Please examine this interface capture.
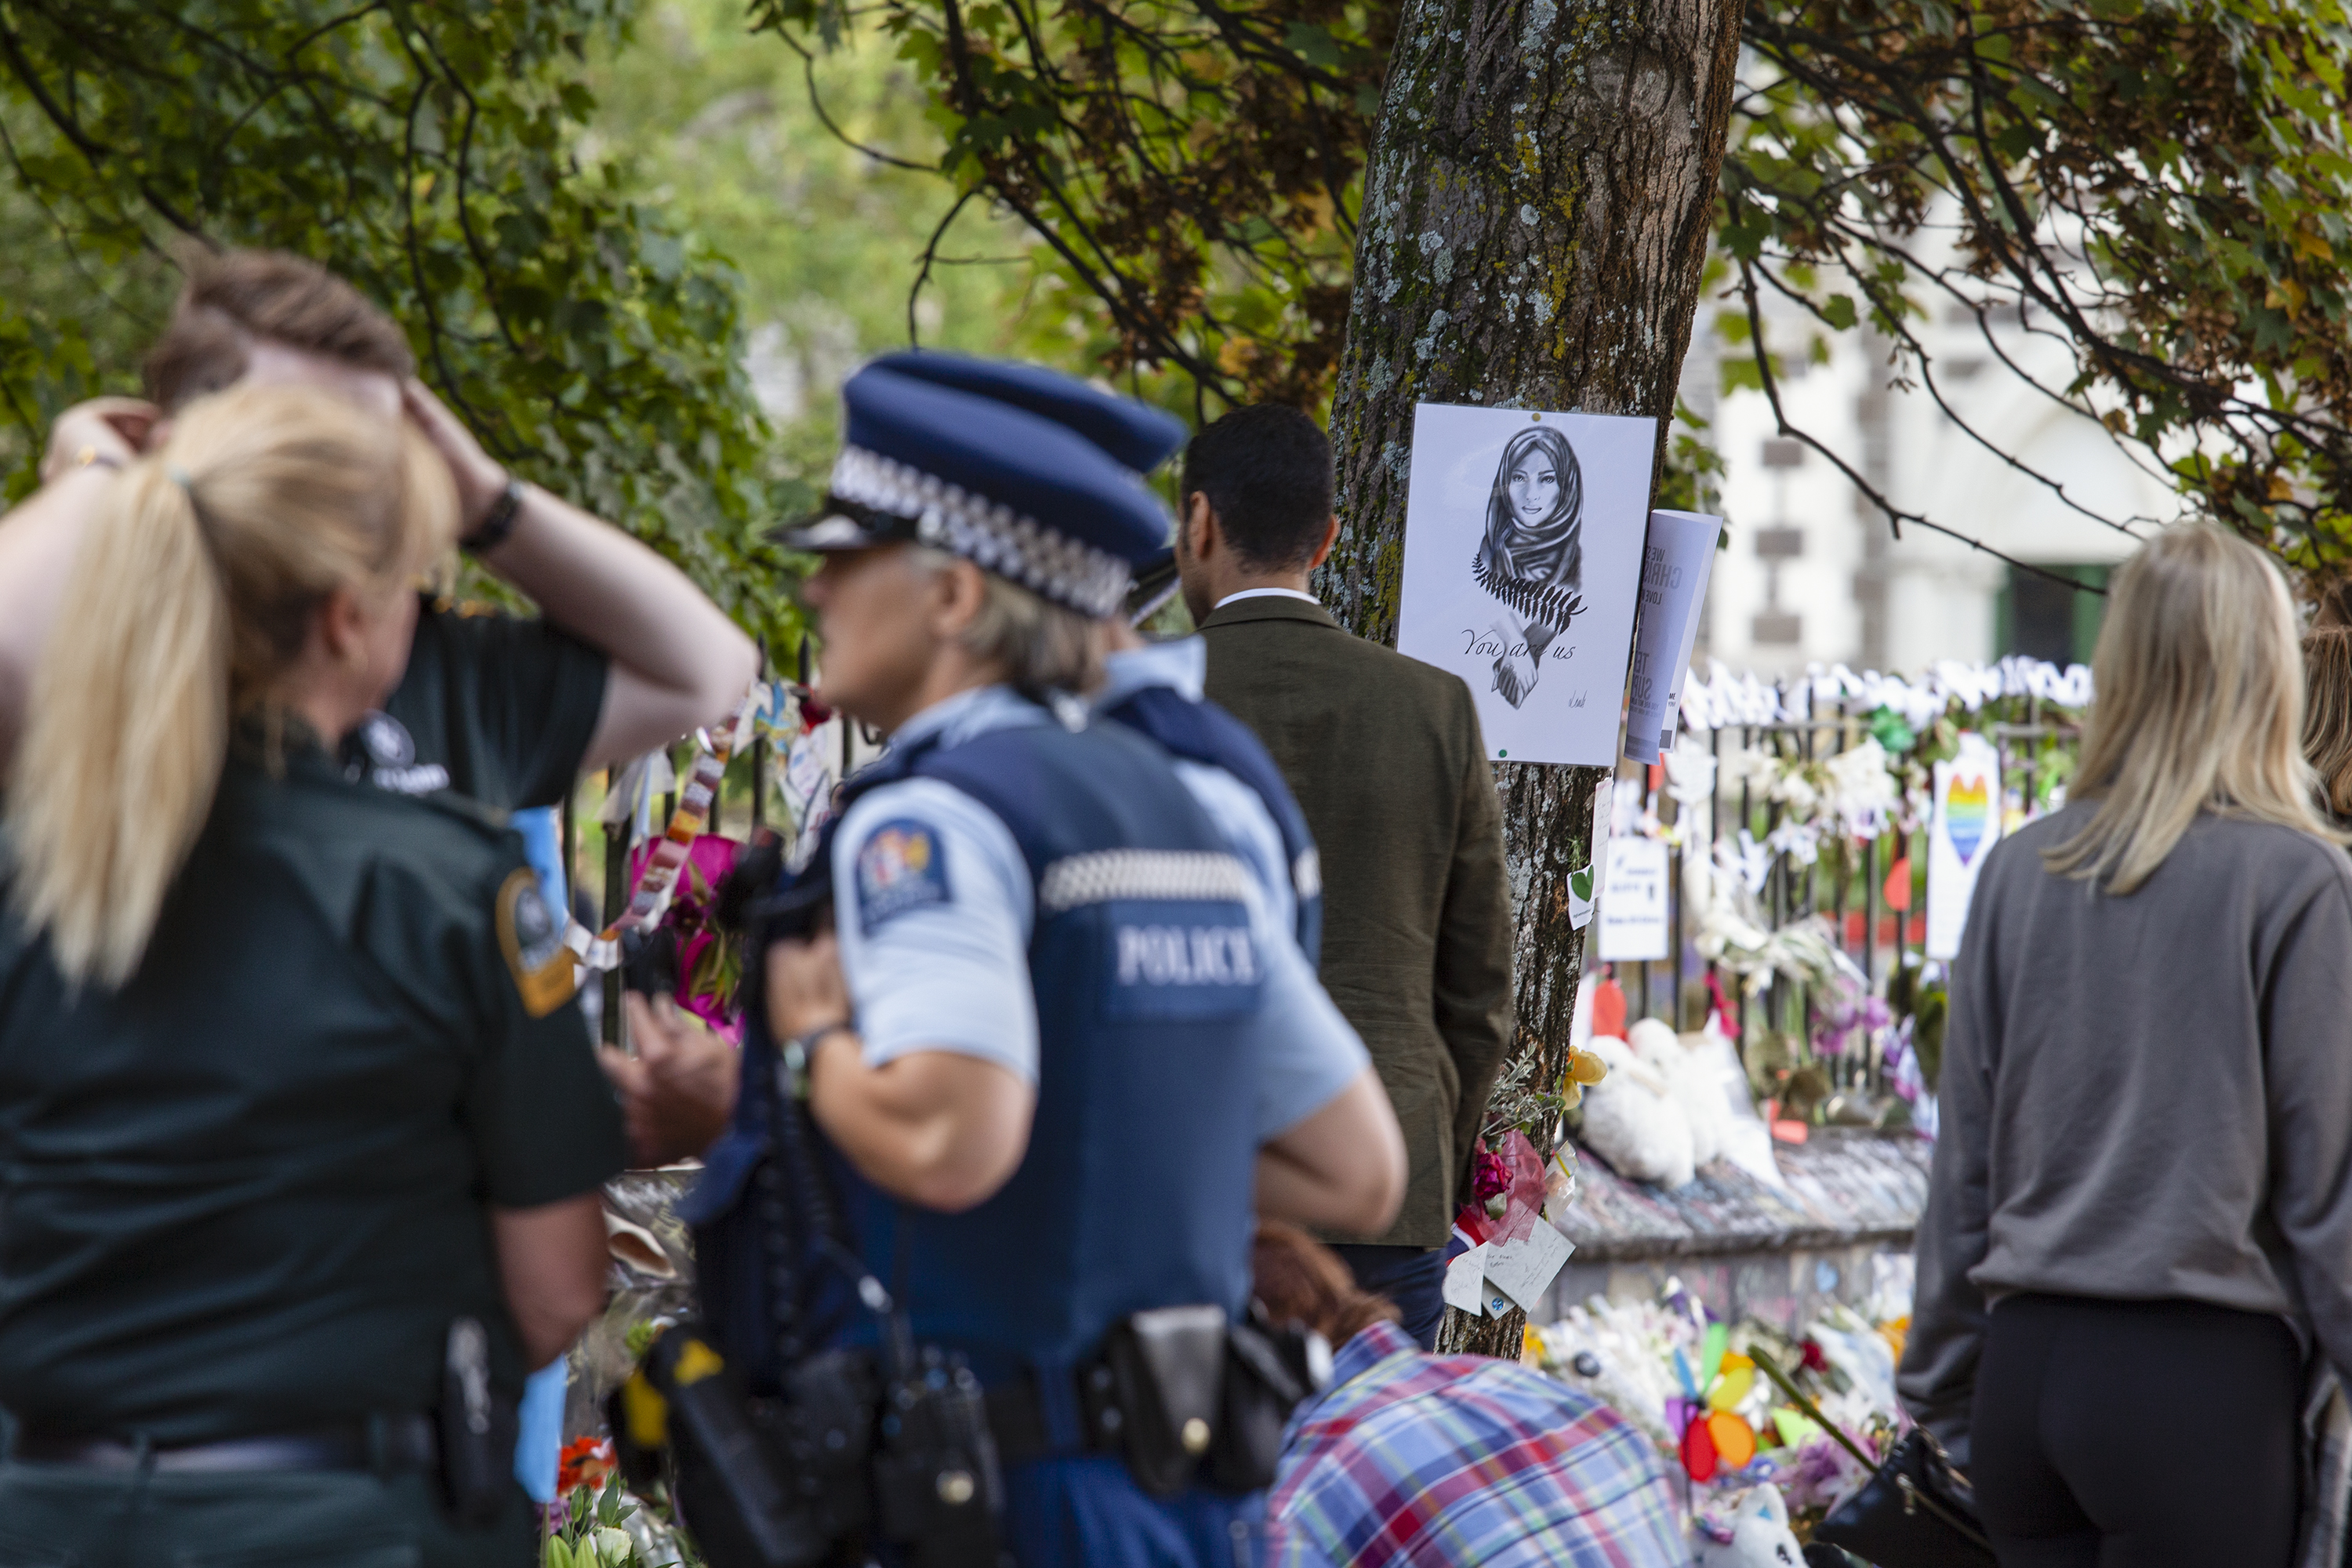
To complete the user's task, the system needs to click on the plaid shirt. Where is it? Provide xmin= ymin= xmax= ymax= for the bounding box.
xmin=1265 ymin=1321 xmax=1687 ymax=1568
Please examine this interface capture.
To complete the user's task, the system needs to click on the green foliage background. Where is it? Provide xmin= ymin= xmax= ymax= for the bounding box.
xmin=746 ymin=0 xmax=2352 ymax=580
xmin=576 ymin=0 xmax=1060 ymax=480
xmin=0 ymin=2 xmax=793 ymax=638
xmin=8 ymin=0 xmax=2352 ymax=613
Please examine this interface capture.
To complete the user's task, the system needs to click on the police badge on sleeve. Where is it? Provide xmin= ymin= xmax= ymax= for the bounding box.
xmin=496 ymin=868 xmax=578 ymax=1018
xmin=855 ymin=819 xmax=953 ymax=934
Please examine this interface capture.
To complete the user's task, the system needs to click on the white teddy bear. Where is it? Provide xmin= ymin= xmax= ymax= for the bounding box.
xmin=1576 ymin=1033 xmax=1696 ymax=1190
xmin=1697 ymin=1485 xmax=1803 ymax=1568
xmin=1629 ymin=1016 xmax=1733 ymax=1170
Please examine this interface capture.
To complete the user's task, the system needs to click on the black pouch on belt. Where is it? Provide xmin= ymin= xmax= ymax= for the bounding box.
xmin=872 ymin=1345 xmax=1006 ymax=1568
xmin=1207 ymin=1308 xmax=1319 ymax=1493
xmin=639 ymin=1321 xmax=868 ymax=1568
xmin=437 ymin=1317 xmax=520 ymax=1528
xmin=1096 ymin=1305 xmax=1229 ymax=1498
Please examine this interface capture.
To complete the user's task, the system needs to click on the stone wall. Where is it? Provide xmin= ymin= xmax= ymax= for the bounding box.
xmin=1542 ymin=1127 xmax=1930 ymax=1329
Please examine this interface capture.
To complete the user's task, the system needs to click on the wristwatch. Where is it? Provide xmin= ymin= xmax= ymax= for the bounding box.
xmin=459 ymin=477 xmax=525 ymax=554
xmin=782 ymin=1021 xmax=855 ymax=1099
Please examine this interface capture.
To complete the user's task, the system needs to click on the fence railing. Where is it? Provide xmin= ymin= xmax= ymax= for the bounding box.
xmin=1604 ymin=670 xmax=2085 ymax=1111
xmin=559 ymin=656 xmax=2090 ymax=1110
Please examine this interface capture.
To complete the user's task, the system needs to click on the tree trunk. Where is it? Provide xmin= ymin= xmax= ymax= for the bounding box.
xmin=1316 ymin=0 xmax=1741 ymax=1357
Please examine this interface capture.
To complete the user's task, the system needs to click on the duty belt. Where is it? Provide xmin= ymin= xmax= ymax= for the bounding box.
xmin=982 ymin=1362 xmax=1127 ymax=1468
xmin=13 ymin=1415 xmax=438 ymax=1475
xmin=979 ymin=1304 xmax=1303 ymax=1498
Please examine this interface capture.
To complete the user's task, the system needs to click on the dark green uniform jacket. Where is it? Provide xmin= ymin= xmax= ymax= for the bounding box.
xmin=354 ymin=598 xmax=611 ymax=811
xmin=1200 ymin=594 xmax=1515 ymax=1249
xmin=0 ymin=739 xmax=624 ymax=1446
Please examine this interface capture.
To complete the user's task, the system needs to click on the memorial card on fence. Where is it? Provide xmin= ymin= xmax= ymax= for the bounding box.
xmin=1598 ymin=836 xmax=1671 ymax=963
xmin=1395 ymin=403 xmax=1657 ymax=766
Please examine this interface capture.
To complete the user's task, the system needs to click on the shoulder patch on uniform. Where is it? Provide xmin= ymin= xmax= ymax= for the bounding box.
xmin=495 ymin=867 xmax=577 ymax=1018
xmin=854 ymin=818 xmax=952 ymax=935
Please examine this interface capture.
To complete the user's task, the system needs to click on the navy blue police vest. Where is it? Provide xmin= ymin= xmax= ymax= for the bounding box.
xmin=1099 ymin=685 xmax=1322 ymax=967
xmin=684 ymin=712 xmax=1265 ymax=1401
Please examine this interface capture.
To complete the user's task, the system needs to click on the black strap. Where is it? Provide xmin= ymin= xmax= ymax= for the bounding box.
xmin=1751 ymin=1348 xmax=1994 ymax=1553
xmin=745 ymin=722 xmax=956 ymax=1374
xmin=13 ymin=1417 xmax=437 ymax=1475
xmin=983 ymin=1370 xmax=1117 ymax=1468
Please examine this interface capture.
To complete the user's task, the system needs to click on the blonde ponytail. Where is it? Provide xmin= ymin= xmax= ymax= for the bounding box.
xmin=5 ymin=384 xmax=456 ymax=985
xmin=9 ymin=464 xmax=230 ymax=985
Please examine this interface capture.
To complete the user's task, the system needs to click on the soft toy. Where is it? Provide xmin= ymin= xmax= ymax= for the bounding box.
xmin=1577 ymin=1033 xmax=1696 ymax=1190
xmin=1629 ymin=1016 xmax=1731 ymax=1169
xmin=1696 ymin=1484 xmax=1802 ymax=1568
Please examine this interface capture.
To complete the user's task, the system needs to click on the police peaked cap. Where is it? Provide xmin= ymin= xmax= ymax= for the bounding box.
xmin=774 ymin=352 xmax=1189 ymax=619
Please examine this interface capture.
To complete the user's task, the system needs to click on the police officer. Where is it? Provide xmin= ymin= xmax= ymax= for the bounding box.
xmin=1094 ymin=589 xmax=1322 ymax=962
xmin=803 ymin=351 xmax=1325 ymax=971
xmin=844 ymin=352 xmax=1324 ymax=961
xmin=0 ymin=386 xmax=622 ymax=1566
xmin=648 ymin=356 xmax=1405 ymax=1567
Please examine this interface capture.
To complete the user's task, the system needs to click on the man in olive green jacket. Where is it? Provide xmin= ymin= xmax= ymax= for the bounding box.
xmin=1177 ymin=405 xmax=1514 ymax=1348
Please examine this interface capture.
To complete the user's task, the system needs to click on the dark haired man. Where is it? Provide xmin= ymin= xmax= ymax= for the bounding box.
xmin=0 ymin=248 xmax=757 ymax=800
xmin=1178 ymin=404 xmax=1514 ymax=1351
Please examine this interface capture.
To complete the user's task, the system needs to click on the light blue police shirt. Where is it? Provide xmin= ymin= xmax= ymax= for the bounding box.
xmin=1094 ymin=637 xmax=1299 ymax=944
xmin=829 ymin=684 xmax=1366 ymax=1140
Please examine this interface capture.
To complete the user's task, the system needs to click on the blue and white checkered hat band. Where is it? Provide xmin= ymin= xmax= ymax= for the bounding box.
xmin=830 ymin=445 xmax=1133 ymax=618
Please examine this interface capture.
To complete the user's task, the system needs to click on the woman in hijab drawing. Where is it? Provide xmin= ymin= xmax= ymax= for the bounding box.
xmin=1472 ymin=424 xmax=1584 ymax=707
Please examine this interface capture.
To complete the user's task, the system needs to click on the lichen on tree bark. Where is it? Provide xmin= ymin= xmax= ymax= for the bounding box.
xmin=1316 ymin=0 xmax=1740 ymax=1357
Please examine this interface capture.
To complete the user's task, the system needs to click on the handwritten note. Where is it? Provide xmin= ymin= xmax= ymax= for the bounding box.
xmin=1598 ymin=836 xmax=1671 ymax=962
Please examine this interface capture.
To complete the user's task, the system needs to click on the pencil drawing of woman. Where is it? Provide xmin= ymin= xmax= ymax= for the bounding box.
xmin=1472 ymin=423 xmax=1584 ymax=707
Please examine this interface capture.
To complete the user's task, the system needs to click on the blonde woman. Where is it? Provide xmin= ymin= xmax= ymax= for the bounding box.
xmin=1900 ymin=526 xmax=2352 ymax=1566
xmin=0 ymin=386 xmax=620 ymax=1565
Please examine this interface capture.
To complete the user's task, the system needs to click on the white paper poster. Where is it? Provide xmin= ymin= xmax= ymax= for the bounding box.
xmin=1597 ymin=836 xmax=1670 ymax=962
xmin=1395 ymin=403 xmax=1658 ymax=766
xmin=1625 ymin=510 xmax=1722 ymax=762
xmin=1926 ymin=731 xmax=2002 ymax=960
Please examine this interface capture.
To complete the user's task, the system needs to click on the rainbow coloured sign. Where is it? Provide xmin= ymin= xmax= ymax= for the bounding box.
xmin=1927 ymin=733 xmax=2003 ymax=960
xmin=1945 ymin=775 xmax=1991 ymax=865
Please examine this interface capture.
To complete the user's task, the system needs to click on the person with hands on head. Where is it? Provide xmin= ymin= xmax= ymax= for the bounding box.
xmin=0 ymin=385 xmax=625 ymax=1566
xmin=630 ymin=353 xmax=1402 ymax=1568
xmin=0 ymin=247 xmax=757 ymax=799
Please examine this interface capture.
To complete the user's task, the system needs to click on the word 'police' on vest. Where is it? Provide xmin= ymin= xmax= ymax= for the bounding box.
xmin=1115 ymin=922 xmax=1258 ymax=987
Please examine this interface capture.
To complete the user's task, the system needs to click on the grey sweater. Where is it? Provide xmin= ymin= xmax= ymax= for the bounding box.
xmin=1899 ymin=804 xmax=2352 ymax=1462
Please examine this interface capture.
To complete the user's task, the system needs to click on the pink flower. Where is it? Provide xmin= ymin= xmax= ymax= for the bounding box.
xmin=1470 ymin=1145 xmax=1511 ymax=1202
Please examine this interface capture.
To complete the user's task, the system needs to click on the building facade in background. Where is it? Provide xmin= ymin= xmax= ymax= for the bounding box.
xmin=1682 ymin=274 xmax=2180 ymax=679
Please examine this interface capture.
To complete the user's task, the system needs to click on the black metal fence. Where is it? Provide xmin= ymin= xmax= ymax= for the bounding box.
xmin=1606 ymin=677 xmax=2082 ymax=1101
xmin=558 ymin=663 xmax=2085 ymax=1097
